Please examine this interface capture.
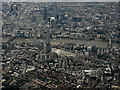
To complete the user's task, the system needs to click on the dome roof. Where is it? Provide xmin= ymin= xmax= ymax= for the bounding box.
xmin=49 ymin=52 xmax=58 ymax=59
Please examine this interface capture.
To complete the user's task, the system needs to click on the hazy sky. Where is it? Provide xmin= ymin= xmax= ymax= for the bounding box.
xmin=0 ymin=0 xmax=119 ymax=2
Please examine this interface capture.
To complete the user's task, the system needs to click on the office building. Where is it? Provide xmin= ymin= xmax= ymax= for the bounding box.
xmin=44 ymin=8 xmax=47 ymax=21
xmin=50 ymin=17 xmax=56 ymax=30
xmin=44 ymin=25 xmax=51 ymax=54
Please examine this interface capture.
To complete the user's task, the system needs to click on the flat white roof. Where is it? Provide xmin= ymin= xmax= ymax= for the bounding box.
xmin=52 ymin=48 xmax=76 ymax=57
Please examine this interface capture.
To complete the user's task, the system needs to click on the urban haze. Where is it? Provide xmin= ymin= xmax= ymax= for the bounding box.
xmin=1 ymin=2 xmax=120 ymax=89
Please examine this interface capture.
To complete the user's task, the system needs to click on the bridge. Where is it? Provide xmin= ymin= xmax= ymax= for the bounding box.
xmin=6 ymin=36 xmax=16 ymax=44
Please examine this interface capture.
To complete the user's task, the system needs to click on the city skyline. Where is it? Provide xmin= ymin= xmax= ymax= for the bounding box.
xmin=1 ymin=2 xmax=120 ymax=89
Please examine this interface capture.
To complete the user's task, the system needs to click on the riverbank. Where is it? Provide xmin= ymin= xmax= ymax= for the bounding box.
xmin=2 ymin=36 xmax=119 ymax=48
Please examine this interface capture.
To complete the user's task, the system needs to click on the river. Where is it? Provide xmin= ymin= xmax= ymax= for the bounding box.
xmin=2 ymin=36 xmax=119 ymax=48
